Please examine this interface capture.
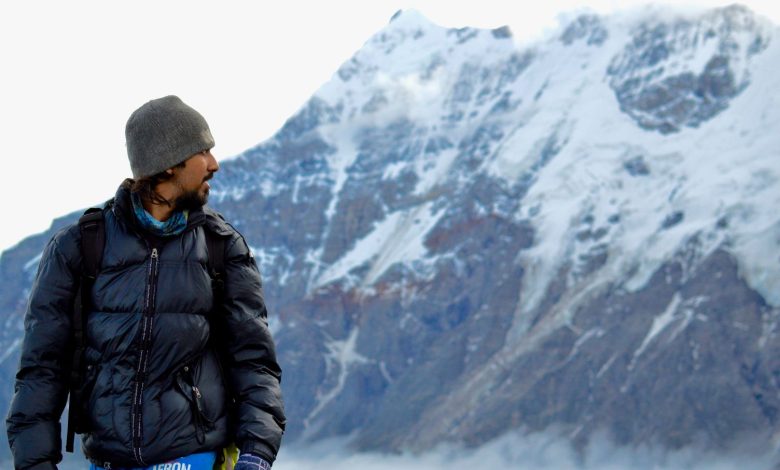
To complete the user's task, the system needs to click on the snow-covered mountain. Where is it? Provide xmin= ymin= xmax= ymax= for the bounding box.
xmin=1 ymin=4 xmax=779 ymax=464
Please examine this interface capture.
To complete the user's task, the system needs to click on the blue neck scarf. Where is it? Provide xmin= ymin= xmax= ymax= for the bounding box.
xmin=131 ymin=192 xmax=189 ymax=237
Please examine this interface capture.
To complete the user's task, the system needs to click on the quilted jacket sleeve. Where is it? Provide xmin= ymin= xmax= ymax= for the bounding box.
xmin=220 ymin=231 xmax=285 ymax=463
xmin=6 ymin=226 xmax=80 ymax=470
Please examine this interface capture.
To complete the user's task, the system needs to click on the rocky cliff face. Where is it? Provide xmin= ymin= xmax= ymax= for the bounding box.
xmin=1 ymin=4 xmax=779 ymax=463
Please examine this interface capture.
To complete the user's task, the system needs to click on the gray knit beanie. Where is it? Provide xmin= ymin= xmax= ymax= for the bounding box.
xmin=125 ymin=95 xmax=215 ymax=179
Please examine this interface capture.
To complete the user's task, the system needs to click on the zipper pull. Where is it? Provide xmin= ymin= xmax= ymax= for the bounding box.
xmin=151 ymin=248 xmax=159 ymax=259
xmin=192 ymin=385 xmax=205 ymax=415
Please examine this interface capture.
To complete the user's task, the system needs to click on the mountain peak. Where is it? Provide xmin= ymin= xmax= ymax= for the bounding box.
xmin=559 ymin=13 xmax=608 ymax=46
xmin=387 ymin=8 xmax=434 ymax=29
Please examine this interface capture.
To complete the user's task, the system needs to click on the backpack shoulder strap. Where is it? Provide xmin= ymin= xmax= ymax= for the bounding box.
xmin=202 ymin=219 xmax=237 ymax=420
xmin=205 ymin=227 xmax=227 ymax=303
xmin=80 ymin=207 xmax=106 ymax=278
xmin=203 ymin=208 xmax=231 ymax=301
xmin=66 ymin=207 xmax=105 ymax=453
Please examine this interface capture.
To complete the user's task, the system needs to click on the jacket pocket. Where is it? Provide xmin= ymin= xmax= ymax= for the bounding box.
xmin=174 ymin=364 xmax=215 ymax=444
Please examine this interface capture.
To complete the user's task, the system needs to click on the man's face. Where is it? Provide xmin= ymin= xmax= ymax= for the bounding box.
xmin=169 ymin=149 xmax=219 ymax=211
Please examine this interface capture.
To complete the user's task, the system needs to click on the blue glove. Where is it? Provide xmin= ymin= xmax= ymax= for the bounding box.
xmin=234 ymin=453 xmax=271 ymax=470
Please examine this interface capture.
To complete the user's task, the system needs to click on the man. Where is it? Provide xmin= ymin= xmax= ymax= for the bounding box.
xmin=6 ymin=96 xmax=285 ymax=470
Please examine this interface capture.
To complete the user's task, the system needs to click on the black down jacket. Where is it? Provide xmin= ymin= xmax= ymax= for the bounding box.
xmin=6 ymin=182 xmax=285 ymax=469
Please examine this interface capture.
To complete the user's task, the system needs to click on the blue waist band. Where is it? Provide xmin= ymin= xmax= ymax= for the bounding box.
xmin=89 ymin=451 xmax=217 ymax=470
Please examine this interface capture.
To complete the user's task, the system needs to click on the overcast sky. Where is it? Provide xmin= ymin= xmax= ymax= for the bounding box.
xmin=0 ymin=0 xmax=777 ymax=253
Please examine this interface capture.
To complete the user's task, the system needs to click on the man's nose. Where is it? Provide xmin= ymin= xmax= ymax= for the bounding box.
xmin=208 ymin=152 xmax=219 ymax=172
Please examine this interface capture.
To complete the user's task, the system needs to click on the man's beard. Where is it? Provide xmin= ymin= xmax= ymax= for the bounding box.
xmin=173 ymin=187 xmax=208 ymax=212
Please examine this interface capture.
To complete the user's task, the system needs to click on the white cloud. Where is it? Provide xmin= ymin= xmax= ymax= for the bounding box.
xmin=273 ymin=430 xmax=778 ymax=470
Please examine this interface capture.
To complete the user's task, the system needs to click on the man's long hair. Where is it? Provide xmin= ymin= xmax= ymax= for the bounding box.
xmin=129 ymin=161 xmax=186 ymax=207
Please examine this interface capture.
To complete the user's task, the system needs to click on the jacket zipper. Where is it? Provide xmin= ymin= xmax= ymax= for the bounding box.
xmin=131 ymin=247 xmax=160 ymax=465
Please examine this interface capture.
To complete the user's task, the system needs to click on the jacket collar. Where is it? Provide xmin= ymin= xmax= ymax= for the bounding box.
xmin=112 ymin=179 xmax=207 ymax=234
